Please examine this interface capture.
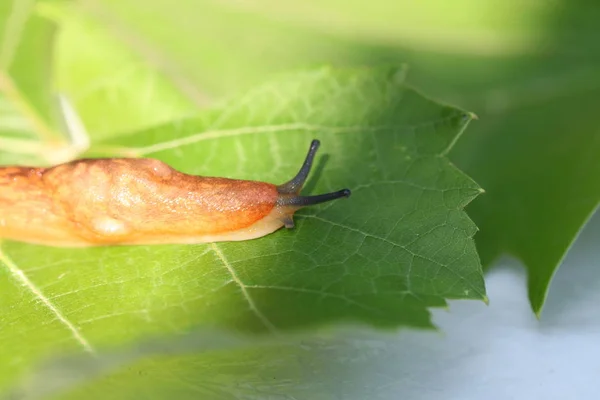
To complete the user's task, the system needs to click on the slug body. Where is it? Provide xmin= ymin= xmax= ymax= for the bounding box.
xmin=0 ymin=140 xmax=350 ymax=247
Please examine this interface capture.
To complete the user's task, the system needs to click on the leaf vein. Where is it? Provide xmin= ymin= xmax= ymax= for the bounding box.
xmin=302 ymin=214 xmax=483 ymax=297
xmin=210 ymin=243 xmax=277 ymax=332
xmin=0 ymin=245 xmax=95 ymax=354
xmin=130 ymin=112 xmax=461 ymax=156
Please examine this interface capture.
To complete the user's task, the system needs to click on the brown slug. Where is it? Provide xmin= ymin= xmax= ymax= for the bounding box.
xmin=0 ymin=140 xmax=350 ymax=247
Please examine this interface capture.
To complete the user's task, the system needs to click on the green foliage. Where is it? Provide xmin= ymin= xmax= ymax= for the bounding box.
xmin=1 ymin=0 xmax=599 ymax=397
xmin=0 ymin=2 xmax=486 ymax=395
xmin=50 ymin=0 xmax=599 ymax=315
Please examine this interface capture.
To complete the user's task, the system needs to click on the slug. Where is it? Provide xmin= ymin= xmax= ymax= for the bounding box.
xmin=0 ymin=140 xmax=350 ymax=247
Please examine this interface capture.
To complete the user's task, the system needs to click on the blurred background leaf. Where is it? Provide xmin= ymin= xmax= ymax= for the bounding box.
xmin=0 ymin=0 xmax=65 ymax=165
xmin=15 ymin=332 xmax=415 ymax=400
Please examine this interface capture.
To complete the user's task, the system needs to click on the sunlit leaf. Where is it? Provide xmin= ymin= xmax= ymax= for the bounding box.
xmin=0 ymin=66 xmax=485 ymax=395
xmin=62 ymin=0 xmax=600 ymax=315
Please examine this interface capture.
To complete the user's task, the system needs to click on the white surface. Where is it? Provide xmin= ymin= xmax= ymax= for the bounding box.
xmin=321 ymin=211 xmax=600 ymax=400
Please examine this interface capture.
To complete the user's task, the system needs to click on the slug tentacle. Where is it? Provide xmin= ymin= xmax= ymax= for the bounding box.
xmin=277 ymin=139 xmax=320 ymax=194
xmin=277 ymin=189 xmax=351 ymax=207
xmin=274 ymin=139 xmax=351 ymax=230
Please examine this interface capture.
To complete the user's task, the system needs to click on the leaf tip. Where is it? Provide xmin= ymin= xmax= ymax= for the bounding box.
xmin=466 ymin=111 xmax=479 ymax=121
xmin=534 ymin=302 xmax=545 ymax=319
xmin=482 ymin=295 xmax=490 ymax=306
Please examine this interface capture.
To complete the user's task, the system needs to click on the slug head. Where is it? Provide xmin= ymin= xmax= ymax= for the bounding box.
xmin=275 ymin=139 xmax=351 ymax=228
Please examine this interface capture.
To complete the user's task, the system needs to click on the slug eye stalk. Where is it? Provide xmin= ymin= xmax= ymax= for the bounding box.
xmin=277 ymin=139 xmax=321 ymax=194
xmin=276 ymin=139 xmax=351 ymax=226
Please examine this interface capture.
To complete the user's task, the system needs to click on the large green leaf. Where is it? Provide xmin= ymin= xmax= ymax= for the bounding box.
xmin=57 ymin=0 xmax=600 ymax=315
xmin=0 ymin=66 xmax=485 ymax=395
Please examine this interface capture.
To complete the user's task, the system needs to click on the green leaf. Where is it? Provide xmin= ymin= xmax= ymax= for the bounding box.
xmin=0 ymin=66 xmax=486 ymax=394
xmin=414 ymin=0 xmax=600 ymax=314
xmin=64 ymin=0 xmax=600 ymax=315
xmin=451 ymin=84 xmax=600 ymax=315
